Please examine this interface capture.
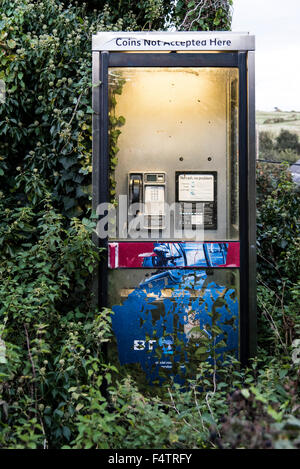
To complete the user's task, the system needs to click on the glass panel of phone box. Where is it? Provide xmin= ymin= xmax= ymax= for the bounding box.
xmin=107 ymin=67 xmax=240 ymax=385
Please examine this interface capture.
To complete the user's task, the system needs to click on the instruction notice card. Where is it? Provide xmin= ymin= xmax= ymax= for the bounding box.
xmin=178 ymin=174 xmax=214 ymax=202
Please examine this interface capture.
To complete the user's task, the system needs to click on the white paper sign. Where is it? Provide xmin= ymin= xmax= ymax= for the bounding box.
xmin=179 ymin=174 xmax=214 ymax=202
xmin=191 ymin=214 xmax=204 ymax=225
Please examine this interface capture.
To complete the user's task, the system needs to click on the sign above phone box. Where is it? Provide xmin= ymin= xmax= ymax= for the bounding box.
xmin=92 ymin=32 xmax=255 ymax=52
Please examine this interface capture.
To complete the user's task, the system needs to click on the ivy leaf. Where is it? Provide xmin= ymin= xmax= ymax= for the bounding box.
xmin=241 ymin=388 xmax=250 ymax=399
xmin=60 ymin=157 xmax=77 ymax=170
xmin=7 ymin=39 xmax=16 ymax=49
xmin=62 ymin=426 xmax=71 ymax=441
xmin=62 ymin=196 xmax=76 ymax=210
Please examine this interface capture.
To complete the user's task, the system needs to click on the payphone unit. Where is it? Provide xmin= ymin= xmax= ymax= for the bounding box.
xmin=92 ymin=32 xmax=256 ymax=385
xmin=128 ymin=171 xmax=167 ymax=231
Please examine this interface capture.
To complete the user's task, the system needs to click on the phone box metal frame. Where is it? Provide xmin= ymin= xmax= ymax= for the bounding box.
xmin=92 ymin=32 xmax=256 ymax=366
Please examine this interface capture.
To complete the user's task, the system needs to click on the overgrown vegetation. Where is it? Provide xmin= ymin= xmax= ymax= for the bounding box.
xmin=0 ymin=0 xmax=299 ymax=450
xmin=256 ymin=164 xmax=300 ymax=352
xmin=259 ymin=129 xmax=300 ymax=163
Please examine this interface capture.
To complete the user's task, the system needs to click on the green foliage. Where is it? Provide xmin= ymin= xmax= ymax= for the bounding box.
xmin=259 ymin=130 xmax=274 ymax=154
xmin=61 ymin=355 xmax=299 ymax=449
xmin=276 ymin=129 xmax=300 ymax=154
xmin=108 ymin=72 xmax=126 ymax=202
xmin=256 ymin=164 xmax=300 ymax=291
xmin=256 ymin=164 xmax=300 ymax=353
xmin=70 ymin=0 xmax=174 ymax=30
xmin=175 ymin=0 xmax=233 ymax=31
xmin=215 ymin=365 xmax=300 ymax=449
xmin=259 ymin=129 xmax=300 ymax=163
xmin=0 ymin=0 xmax=298 ymax=452
xmin=0 ymin=179 xmax=115 ymax=447
xmin=0 ymin=0 xmax=172 ymax=218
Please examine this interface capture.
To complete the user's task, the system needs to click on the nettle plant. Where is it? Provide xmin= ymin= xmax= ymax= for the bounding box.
xmin=0 ymin=185 xmax=113 ymax=447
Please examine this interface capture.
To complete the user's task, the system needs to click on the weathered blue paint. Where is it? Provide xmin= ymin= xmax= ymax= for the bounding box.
xmin=111 ymin=268 xmax=239 ymax=384
xmin=142 ymin=242 xmax=228 ymax=268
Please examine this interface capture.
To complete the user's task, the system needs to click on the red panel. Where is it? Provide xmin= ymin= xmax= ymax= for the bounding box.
xmin=225 ymin=242 xmax=240 ymax=267
xmin=109 ymin=242 xmax=154 ymax=268
xmin=108 ymin=242 xmax=240 ymax=268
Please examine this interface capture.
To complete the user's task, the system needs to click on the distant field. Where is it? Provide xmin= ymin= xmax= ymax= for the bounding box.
xmin=257 ymin=110 xmax=300 ymax=138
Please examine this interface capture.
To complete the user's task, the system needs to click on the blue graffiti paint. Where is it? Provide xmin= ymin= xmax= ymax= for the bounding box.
xmin=111 ymin=269 xmax=238 ymax=384
xmin=158 ymin=336 xmax=174 ymax=355
xmin=142 ymin=242 xmax=228 ymax=268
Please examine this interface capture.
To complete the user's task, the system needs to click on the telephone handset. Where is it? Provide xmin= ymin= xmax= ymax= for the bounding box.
xmin=129 ymin=175 xmax=142 ymax=214
xmin=128 ymin=172 xmax=166 ymax=230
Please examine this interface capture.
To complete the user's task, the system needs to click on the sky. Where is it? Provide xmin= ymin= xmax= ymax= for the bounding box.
xmin=231 ymin=0 xmax=300 ymax=111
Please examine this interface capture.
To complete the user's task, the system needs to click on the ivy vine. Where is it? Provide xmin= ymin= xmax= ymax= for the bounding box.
xmin=108 ymin=72 xmax=126 ymax=204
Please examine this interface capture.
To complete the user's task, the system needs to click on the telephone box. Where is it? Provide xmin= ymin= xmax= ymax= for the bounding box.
xmin=92 ymin=32 xmax=256 ymax=385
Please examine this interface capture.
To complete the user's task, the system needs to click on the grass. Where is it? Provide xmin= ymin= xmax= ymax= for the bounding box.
xmin=257 ymin=110 xmax=300 ymax=139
